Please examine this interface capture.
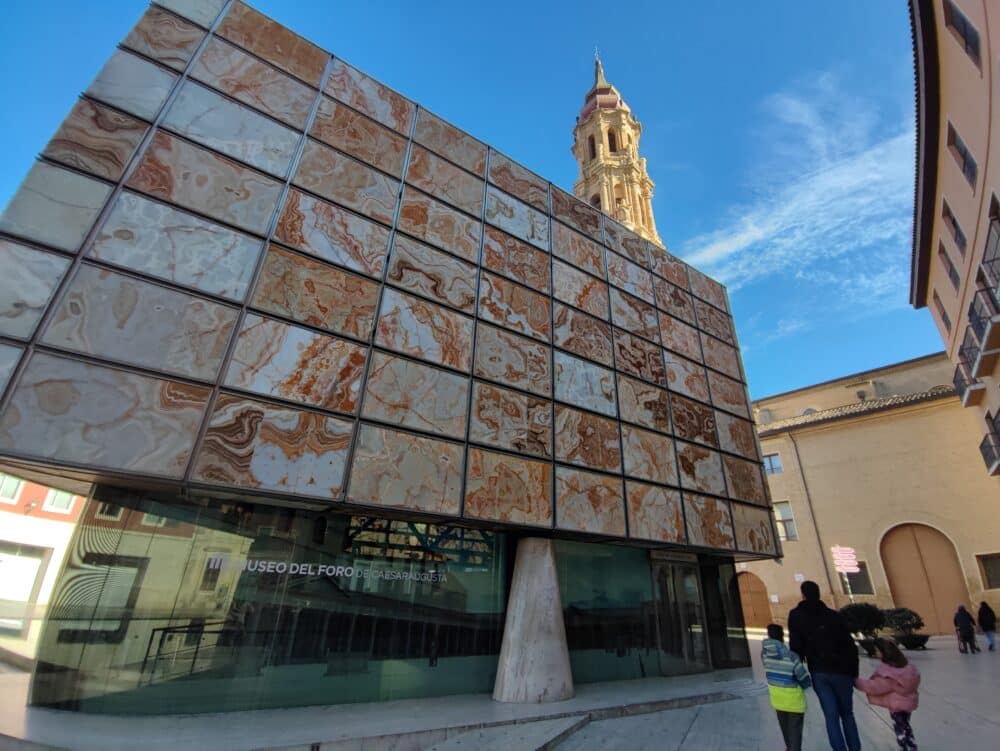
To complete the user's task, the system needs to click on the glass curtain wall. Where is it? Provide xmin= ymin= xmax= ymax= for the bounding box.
xmin=28 ymin=487 xmax=508 ymax=714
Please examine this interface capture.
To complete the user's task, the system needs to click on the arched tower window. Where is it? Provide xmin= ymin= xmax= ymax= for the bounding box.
xmin=587 ymin=135 xmax=596 ymax=160
xmin=608 ymin=129 xmax=618 ymax=153
xmin=590 ymin=194 xmax=601 ymax=208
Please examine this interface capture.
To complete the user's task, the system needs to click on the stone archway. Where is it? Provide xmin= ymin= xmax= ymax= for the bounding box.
xmin=737 ymin=572 xmax=772 ymax=629
xmin=880 ymin=523 xmax=970 ymax=634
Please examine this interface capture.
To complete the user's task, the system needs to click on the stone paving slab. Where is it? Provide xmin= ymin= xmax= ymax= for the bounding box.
xmin=426 ymin=716 xmax=588 ymax=751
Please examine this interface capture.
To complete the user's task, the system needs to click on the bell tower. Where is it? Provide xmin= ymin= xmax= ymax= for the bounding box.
xmin=572 ymin=55 xmax=662 ymax=246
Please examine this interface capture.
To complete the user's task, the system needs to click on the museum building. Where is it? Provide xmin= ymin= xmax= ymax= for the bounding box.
xmin=0 ymin=0 xmax=777 ymax=715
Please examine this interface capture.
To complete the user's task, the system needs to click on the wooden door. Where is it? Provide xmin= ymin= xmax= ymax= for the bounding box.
xmin=881 ymin=524 xmax=970 ymax=634
xmin=737 ymin=572 xmax=771 ymax=629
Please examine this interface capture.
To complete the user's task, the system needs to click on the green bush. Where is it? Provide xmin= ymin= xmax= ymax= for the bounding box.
xmin=883 ymin=608 xmax=925 ymax=635
xmin=840 ymin=603 xmax=885 ymax=638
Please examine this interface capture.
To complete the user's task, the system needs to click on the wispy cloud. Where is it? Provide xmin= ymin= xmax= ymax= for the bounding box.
xmin=679 ymin=73 xmax=913 ymax=330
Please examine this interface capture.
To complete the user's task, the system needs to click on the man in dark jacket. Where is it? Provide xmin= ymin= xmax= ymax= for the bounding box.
xmin=978 ymin=602 xmax=997 ymax=652
xmin=788 ymin=580 xmax=861 ymax=751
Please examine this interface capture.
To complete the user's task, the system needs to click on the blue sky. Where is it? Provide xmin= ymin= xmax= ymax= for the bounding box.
xmin=0 ymin=1 xmax=941 ymax=398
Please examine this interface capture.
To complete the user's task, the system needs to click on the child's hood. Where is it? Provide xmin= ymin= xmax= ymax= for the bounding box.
xmin=761 ymin=638 xmax=791 ymax=659
xmin=874 ymin=662 xmax=920 ymax=693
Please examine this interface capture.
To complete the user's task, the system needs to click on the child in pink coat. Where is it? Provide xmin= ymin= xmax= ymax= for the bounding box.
xmin=855 ymin=637 xmax=921 ymax=751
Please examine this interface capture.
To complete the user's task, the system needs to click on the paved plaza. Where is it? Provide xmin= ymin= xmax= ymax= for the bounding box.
xmin=560 ymin=635 xmax=1000 ymax=750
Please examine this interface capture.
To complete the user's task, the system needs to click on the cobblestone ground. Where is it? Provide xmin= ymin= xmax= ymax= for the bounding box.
xmin=559 ymin=635 xmax=1000 ymax=750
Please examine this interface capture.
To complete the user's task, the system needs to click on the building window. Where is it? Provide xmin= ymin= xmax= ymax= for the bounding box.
xmin=933 ymin=290 xmax=952 ymax=332
xmin=841 ymin=562 xmax=875 ymax=595
xmin=947 ymin=123 xmax=978 ymax=188
xmin=763 ymin=453 xmax=783 ymax=474
xmin=978 ymin=553 xmax=1000 ymax=589
xmin=608 ymin=130 xmax=618 ymax=153
xmin=200 ymin=554 xmax=225 ymax=592
xmin=938 ymin=244 xmax=961 ymax=290
xmin=0 ymin=472 xmax=23 ymax=504
xmin=772 ymin=501 xmax=797 ymax=541
xmin=590 ymin=193 xmax=601 ymax=208
xmin=942 ymin=201 xmax=967 ymax=254
xmin=95 ymin=502 xmax=123 ymax=521
xmin=587 ymin=135 xmax=596 ymax=160
xmin=140 ymin=513 xmax=167 ymax=528
xmin=944 ymin=0 xmax=981 ymax=66
xmin=43 ymin=489 xmax=74 ymax=514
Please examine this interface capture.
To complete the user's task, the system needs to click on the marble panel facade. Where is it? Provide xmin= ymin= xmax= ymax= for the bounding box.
xmin=482 ymin=226 xmax=550 ymax=293
xmin=293 ymin=140 xmax=398 ymax=225
xmin=613 ymin=329 xmax=666 ymax=386
xmin=192 ymin=394 xmax=353 ymax=499
xmin=487 ymin=152 xmax=547 ymax=212
xmin=621 ymin=424 xmax=677 ymax=485
xmin=555 ymin=467 xmax=626 ymax=536
xmin=468 ymin=381 xmax=552 ymax=458
xmin=274 ymin=189 xmax=390 ymax=277
xmin=0 ymin=344 xmax=21 ymax=395
xmin=554 ymin=351 xmax=616 ymax=417
xmin=348 ymin=424 xmax=462 ymax=515
xmin=413 ymin=109 xmax=487 ymax=176
xmin=190 ymin=37 xmax=316 ymax=129
xmin=653 ymin=277 xmax=696 ymax=325
xmin=715 ymin=411 xmax=759 ymax=460
xmin=676 ymin=441 xmax=726 ymax=496
xmin=43 ymin=265 xmax=237 ymax=381
xmin=670 ymin=393 xmax=718 ymax=448
xmin=707 ymin=369 xmax=751 ymax=418
xmin=474 ymin=323 xmax=551 ymax=397
xmin=694 ymin=299 xmax=735 ymax=344
xmin=664 ymin=351 xmax=711 ymax=403
xmin=122 ymin=5 xmax=204 ymax=70
xmin=550 ymin=186 xmax=601 ymax=241
xmin=217 ymin=1 xmax=328 ymax=86
xmin=478 ymin=272 xmax=551 ymax=342
xmin=310 ymin=97 xmax=407 ymax=177
xmin=0 ymin=241 xmax=70 ymax=339
xmin=0 ymin=162 xmax=112 ymax=252
xmin=658 ymin=312 xmax=702 ymax=361
xmin=552 ymin=259 xmax=609 ymax=320
xmin=701 ymin=333 xmax=742 ymax=380
xmin=606 ymin=251 xmax=654 ymax=303
xmin=156 ymin=0 xmax=226 ymax=27
xmin=616 ymin=374 xmax=671 ymax=433
xmin=397 ymin=187 xmax=481 ymax=263
xmin=375 ymin=288 xmax=473 ymax=372
xmin=604 ymin=220 xmax=647 ymax=267
xmin=688 ymin=266 xmax=729 ymax=312
xmin=552 ymin=303 xmax=613 ymax=367
xmin=485 ymin=186 xmax=548 ymax=250
xmin=85 ymin=49 xmax=176 ymax=120
xmin=732 ymin=502 xmax=777 ymax=555
xmin=647 ymin=244 xmax=689 ymax=290
xmin=407 ymin=145 xmax=484 ymax=216
xmin=128 ymin=131 xmax=282 ymax=235
xmin=361 ymin=351 xmax=469 ymax=439
xmin=552 ymin=221 xmax=604 ymax=278
xmin=684 ymin=494 xmax=735 ymax=550
xmin=91 ymin=191 xmax=263 ymax=301
xmin=386 ymin=234 xmax=477 ymax=313
xmin=554 ymin=405 xmax=621 ymax=472
xmin=0 ymin=352 xmax=209 ymax=477
xmin=723 ymin=455 xmax=768 ymax=505
xmin=464 ymin=448 xmax=553 ymax=527
xmin=627 ymin=481 xmax=685 ymax=544
xmin=224 ymin=313 xmax=367 ymax=412
xmin=43 ymin=99 xmax=147 ymax=182
xmin=252 ymin=244 xmax=378 ymax=338
xmin=326 ymin=60 xmax=415 ymax=135
xmin=610 ymin=288 xmax=660 ymax=343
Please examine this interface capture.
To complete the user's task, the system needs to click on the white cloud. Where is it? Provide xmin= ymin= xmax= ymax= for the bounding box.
xmin=679 ymin=74 xmax=913 ymax=325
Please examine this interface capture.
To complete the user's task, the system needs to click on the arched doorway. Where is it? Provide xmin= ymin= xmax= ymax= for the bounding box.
xmin=881 ymin=524 xmax=970 ymax=634
xmin=737 ymin=572 xmax=772 ymax=629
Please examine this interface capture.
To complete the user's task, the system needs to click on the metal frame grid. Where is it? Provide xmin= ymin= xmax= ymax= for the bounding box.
xmin=0 ymin=0 xmax=777 ymax=560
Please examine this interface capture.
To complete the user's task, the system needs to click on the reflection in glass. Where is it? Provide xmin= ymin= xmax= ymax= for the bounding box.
xmin=27 ymin=487 xmax=508 ymax=714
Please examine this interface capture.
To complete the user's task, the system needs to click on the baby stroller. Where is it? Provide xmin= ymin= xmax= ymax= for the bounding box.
xmin=956 ymin=627 xmax=979 ymax=653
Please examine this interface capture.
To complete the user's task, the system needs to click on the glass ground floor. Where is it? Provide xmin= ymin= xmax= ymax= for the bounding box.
xmin=1 ymin=484 xmax=749 ymax=714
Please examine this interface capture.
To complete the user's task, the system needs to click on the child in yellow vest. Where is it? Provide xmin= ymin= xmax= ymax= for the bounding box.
xmin=762 ymin=623 xmax=811 ymax=751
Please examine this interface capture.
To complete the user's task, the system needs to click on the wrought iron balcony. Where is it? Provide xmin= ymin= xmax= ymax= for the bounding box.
xmin=980 ymin=219 xmax=1000 ymax=289
xmin=968 ymin=288 xmax=1000 ymax=378
xmin=954 ymin=361 xmax=985 ymax=406
xmin=980 ymin=431 xmax=1000 ymax=476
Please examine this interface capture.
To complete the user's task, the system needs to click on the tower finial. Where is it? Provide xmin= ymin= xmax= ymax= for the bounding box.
xmin=594 ymin=49 xmax=609 ymax=88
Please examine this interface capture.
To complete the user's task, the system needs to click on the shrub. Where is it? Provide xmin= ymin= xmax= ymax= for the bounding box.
xmin=840 ymin=603 xmax=885 ymax=639
xmin=883 ymin=608 xmax=925 ymax=635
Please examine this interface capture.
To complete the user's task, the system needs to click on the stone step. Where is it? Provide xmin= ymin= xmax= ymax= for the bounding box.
xmin=426 ymin=716 xmax=589 ymax=751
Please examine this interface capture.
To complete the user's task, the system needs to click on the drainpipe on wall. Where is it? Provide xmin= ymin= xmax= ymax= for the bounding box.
xmin=787 ymin=431 xmax=838 ymax=600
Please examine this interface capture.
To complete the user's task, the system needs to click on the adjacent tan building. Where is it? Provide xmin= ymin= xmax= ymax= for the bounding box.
xmin=744 ymin=353 xmax=1000 ymax=634
xmin=910 ymin=0 xmax=1000 ymax=470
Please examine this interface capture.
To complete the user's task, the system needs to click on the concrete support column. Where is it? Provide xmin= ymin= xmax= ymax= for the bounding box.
xmin=493 ymin=537 xmax=574 ymax=703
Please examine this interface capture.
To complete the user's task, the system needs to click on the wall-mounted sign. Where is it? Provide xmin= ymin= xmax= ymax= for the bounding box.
xmin=794 ymin=573 xmax=805 ymax=583
xmin=830 ymin=546 xmax=860 ymax=574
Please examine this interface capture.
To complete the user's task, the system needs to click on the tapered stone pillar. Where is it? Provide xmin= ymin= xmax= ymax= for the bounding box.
xmin=493 ymin=537 xmax=574 ymax=703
